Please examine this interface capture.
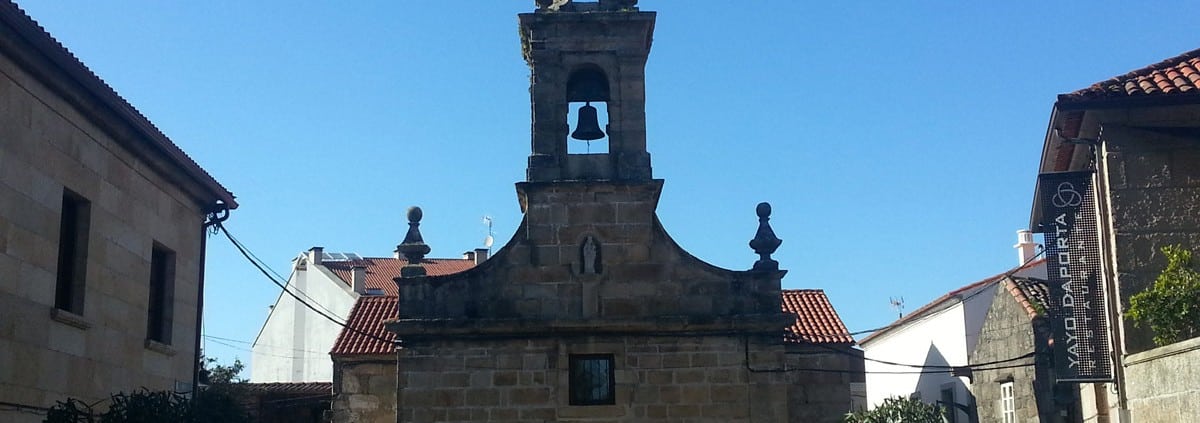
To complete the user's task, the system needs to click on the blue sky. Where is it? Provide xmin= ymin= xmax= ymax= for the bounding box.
xmin=19 ymin=1 xmax=1200 ymax=370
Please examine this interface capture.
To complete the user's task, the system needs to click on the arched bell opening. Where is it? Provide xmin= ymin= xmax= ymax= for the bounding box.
xmin=566 ymin=66 xmax=611 ymax=155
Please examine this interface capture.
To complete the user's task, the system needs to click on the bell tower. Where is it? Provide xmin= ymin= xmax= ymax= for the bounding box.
xmin=520 ymin=0 xmax=655 ymax=182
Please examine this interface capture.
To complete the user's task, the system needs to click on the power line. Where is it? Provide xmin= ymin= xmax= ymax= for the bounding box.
xmin=800 ymin=248 xmax=1049 ymax=341
xmin=216 ymin=222 xmax=394 ymax=346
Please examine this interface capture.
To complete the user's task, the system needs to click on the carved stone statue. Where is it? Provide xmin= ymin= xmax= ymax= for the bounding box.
xmin=581 ymin=236 xmax=599 ymax=274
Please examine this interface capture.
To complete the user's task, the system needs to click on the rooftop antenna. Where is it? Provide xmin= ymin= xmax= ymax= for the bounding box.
xmin=889 ymin=297 xmax=905 ymax=319
xmin=482 ymin=216 xmax=495 ymax=248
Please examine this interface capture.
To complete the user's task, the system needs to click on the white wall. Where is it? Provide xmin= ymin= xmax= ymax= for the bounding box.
xmin=250 ymin=258 xmax=357 ymax=382
xmin=864 ymin=300 xmax=974 ymax=413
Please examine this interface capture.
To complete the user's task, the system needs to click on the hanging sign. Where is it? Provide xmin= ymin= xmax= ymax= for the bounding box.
xmin=1037 ymin=170 xmax=1113 ymax=382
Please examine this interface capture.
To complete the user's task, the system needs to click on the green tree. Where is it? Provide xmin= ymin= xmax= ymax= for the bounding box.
xmin=200 ymin=356 xmax=246 ymax=385
xmin=44 ymin=357 xmax=250 ymax=423
xmin=843 ymin=396 xmax=946 ymax=423
xmin=1127 ymin=244 xmax=1200 ymax=346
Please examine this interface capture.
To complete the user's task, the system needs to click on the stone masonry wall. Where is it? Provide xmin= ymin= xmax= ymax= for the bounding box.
xmin=970 ymin=284 xmax=1060 ymax=423
xmin=1095 ymin=118 xmax=1200 ymax=354
xmin=0 ymin=41 xmax=205 ymax=421
xmin=1123 ymin=336 xmax=1200 ymax=422
xmin=783 ymin=344 xmax=861 ymax=423
xmin=396 ymin=335 xmax=792 ymax=423
xmin=331 ymin=358 xmax=395 ymax=423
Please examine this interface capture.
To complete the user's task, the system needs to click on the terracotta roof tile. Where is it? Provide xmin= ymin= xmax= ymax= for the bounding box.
xmin=330 ymin=296 xmax=397 ymax=356
xmin=334 ymin=287 xmax=857 ymax=356
xmin=859 ymin=258 xmax=1047 ymax=344
xmin=781 ymin=289 xmax=855 ymax=344
xmin=1060 ymin=48 xmax=1200 ymax=104
xmin=322 ymin=257 xmax=474 ymax=296
xmin=236 ymin=382 xmax=332 ymax=395
xmin=1001 ymin=277 xmax=1049 ymax=319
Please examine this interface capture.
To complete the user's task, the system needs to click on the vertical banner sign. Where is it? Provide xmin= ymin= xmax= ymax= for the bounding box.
xmin=1037 ymin=171 xmax=1112 ymax=382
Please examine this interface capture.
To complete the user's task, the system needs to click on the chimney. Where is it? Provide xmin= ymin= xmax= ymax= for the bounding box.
xmin=1015 ymin=230 xmax=1038 ymax=265
xmin=309 ymin=246 xmax=324 ymax=266
xmin=474 ymin=248 xmax=490 ymax=265
xmin=462 ymin=251 xmax=476 ymax=261
xmin=351 ymin=264 xmax=367 ymax=294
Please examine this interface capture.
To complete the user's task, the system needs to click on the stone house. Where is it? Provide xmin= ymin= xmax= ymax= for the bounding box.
xmin=327 ymin=289 xmax=860 ymax=422
xmin=1030 ymin=47 xmax=1200 ymax=422
xmin=969 ymin=273 xmax=1081 ymax=423
xmin=858 ymin=233 xmax=1046 ymax=423
xmin=0 ymin=1 xmax=237 ymax=421
xmin=375 ymin=1 xmax=861 ymax=422
xmin=251 ymin=248 xmax=475 ymax=383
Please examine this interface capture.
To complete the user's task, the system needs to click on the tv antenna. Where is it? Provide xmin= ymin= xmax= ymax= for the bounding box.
xmin=889 ymin=297 xmax=905 ymax=319
xmin=482 ymin=216 xmax=494 ymax=248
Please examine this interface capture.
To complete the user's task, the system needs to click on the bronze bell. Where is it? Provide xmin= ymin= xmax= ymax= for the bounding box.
xmin=570 ymin=102 xmax=605 ymax=141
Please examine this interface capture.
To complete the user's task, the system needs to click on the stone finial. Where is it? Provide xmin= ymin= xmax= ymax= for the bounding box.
xmin=397 ymin=206 xmax=431 ymax=278
xmin=749 ymin=202 xmax=782 ymax=271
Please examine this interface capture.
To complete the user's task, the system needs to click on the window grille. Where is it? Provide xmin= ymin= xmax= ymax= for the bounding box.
xmin=569 ymin=354 xmax=614 ymax=405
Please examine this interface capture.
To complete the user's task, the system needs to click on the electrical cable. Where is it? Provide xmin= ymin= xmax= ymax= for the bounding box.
xmin=216 ymin=222 xmax=394 ymax=346
xmin=788 ymin=247 xmax=1047 ymax=341
xmin=216 ymin=223 xmax=343 ymax=320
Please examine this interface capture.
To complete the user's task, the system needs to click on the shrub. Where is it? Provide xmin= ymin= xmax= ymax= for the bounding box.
xmin=1127 ymin=244 xmax=1200 ymax=346
xmin=843 ymin=396 xmax=946 ymax=423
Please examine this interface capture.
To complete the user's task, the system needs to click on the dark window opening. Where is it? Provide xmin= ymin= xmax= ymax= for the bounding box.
xmin=55 ymin=189 xmax=90 ymax=313
xmin=569 ymin=354 xmax=615 ymax=405
xmin=147 ymin=244 xmax=176 ymax=344
xmin=940 ymin=387 xmax=957 ymax=423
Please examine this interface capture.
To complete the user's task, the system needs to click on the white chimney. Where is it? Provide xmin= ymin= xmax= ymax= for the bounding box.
xmin=351 ymin=264 xmax=367 ymax=294
xmin=474 ymin=248 xmax=489 ymax=265
xmin=1015 ymin=230 xmax=1038 ymax=265
xmin=462 ymin=251 xmax=476 ymax=261
xmin=309 ymin=246 xmax=324 ymax=266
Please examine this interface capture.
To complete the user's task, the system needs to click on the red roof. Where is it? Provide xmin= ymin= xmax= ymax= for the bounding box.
xmin=330 ymin=296 xmax=397 ymax=356
xmin=781 ymin=289 xmax=855 ymax=344
xmin=332 ymin=288 xmax=856 ymax=356
xmin=237 ymin=382 xmax=332 ymax=395
xmin=859 ymin=258 xmax=1047 ymax=345
xmin=1001 ymin=277 xmax=1050 ymax=319
xmin=1060 ymin=48 xmax=1200 ymax=104
xmin=323 ymin=257 xmax=474 ymax=296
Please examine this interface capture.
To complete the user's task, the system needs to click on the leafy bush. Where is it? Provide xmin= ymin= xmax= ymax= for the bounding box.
xmin=1127 ymin=244 xmax=1200 ymax=346
xmin=44 ymin=388 xmax=248 ymax=423
xmin=843 ymin=396 xmax=945 ymax=423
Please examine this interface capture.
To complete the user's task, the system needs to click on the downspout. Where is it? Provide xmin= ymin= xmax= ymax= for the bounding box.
xmin=193 ymin=202 xmax=230 ymax=395
xmin=1092 ymin=126 xmax=1129 ymax=421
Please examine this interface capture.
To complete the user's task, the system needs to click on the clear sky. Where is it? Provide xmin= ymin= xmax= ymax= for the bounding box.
xmin=18 ymin=1 xmax=1200 ymax=371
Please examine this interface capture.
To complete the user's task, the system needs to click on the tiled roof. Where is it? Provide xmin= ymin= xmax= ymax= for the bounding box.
xmin=235 ymin=382 xmax=332 ymax=396
xmin=1059 ymin=48 xmax=1200 ymax=104
xmin=332 ymin=288 xmax=856 ymax=356
xmin=860 ymin=258 xmax=1047 ymax=345
xmin=781 ymin=289 xmax=855 ymax=344
xmin=0 ymin=2 xmax=237 ymax=208
xmin=330 ymin=296 xmax=397 ymax=356
xmin=1002 ymin=277 xmax=1049 ymax=319
xmin=323 ymin=257 xmax=474 ymax=296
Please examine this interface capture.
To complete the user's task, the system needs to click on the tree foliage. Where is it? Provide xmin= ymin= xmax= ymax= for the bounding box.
xmin=44 ymin=357 xmax=249 ymax=423
xmin=1127 ymin=244 xmax=1200 ymax=346
xmin=843 ymin=396 xmax=946 ymax=423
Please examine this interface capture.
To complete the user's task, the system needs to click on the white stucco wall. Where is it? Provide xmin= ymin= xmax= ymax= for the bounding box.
xmin=250 ymin=258 xmax=357 ymax=383
xmin=863 ymin=298 xmax=976 ymax=421
xmin=861 ymin=261 xmax=1046 ymax=421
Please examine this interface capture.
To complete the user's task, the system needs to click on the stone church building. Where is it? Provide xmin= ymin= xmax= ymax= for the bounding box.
xmin=374 ymin=1 xmax=861 ymax=422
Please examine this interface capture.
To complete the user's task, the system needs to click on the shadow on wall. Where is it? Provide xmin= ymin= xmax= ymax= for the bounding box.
xmin=914 ymin=344 xmax=975 ymax=423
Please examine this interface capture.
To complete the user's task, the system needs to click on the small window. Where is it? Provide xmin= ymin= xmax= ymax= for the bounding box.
xmin=55 ymin=189 xmax=91 ymax=313
xmin=940 ymin=387 xmax=957 ymax=423
xmin=1000 ymin=381 xmax=1016 ymax=423
xmin=147 ymin=244 xmax=176 ymax=344
xmin=569 ymin=354 xmax=614 ymax=405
